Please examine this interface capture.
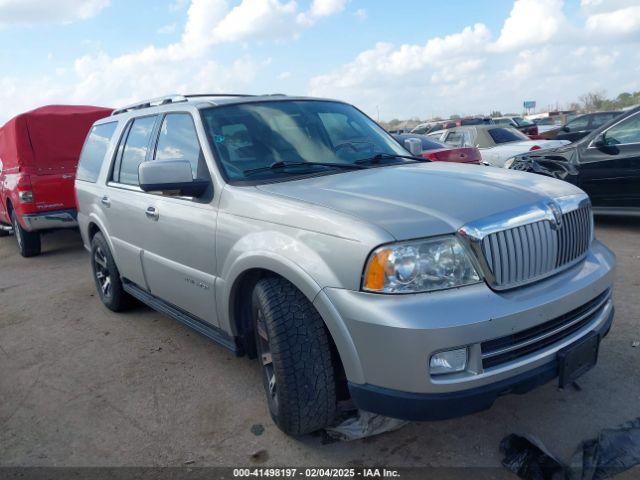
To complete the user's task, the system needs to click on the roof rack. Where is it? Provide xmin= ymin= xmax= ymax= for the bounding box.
xmin=183 ymin=93 xmax=256 ymax=99
xmin=111 ymin=94 xmax=187 ymax=116
xmin=111 ymin=93 xmax=264 ymax=116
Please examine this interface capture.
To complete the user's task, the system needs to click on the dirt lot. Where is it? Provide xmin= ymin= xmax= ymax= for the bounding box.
xmin=1 ymin=218 xmax=639 ymax=473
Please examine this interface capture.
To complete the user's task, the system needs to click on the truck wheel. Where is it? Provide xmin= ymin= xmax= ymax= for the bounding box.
xmin=11 ymin=210 xmax=41 ymax=257
xmin=252 ymin=277 xmax=337 ymax=435
xmin=90 ymin=232 xmax=132 ymax=312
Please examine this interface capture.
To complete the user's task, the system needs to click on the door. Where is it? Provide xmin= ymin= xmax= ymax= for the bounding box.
xmin=101 ymin=114 xmax=159 ymax=289
xmin=138 ymin=113 xmax=219 ymax=325
xmin=578 ymin=111 xmax=640 ymax=209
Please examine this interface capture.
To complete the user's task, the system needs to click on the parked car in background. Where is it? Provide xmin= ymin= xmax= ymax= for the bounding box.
xmin=541 ymin=111 xmax=622 ymax=142
xmin=76 ymin=94 xmax=614 ymax=436
xmin=430 ymin=125 xmax=570 ymax=167
xmin=410 ymin=117 xmax=493 ymax=135
xmin=493 ymin=116 xmax=538 ymax=136
xmin=0 ymin=105 xmax=112 ymax=256
xmin=392 ymin=133 xmax=481 ymax=164
xmin=533 ymin=117 xmax=562 ymax=134
xmin=507 ymin=106 xmax=640 ymax=216
xmin=410 ymin=120 xmax=457 ymax=134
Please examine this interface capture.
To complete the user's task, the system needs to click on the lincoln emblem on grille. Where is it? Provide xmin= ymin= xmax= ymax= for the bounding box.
xmin=548 ymin=202 xmax=563 ymax=230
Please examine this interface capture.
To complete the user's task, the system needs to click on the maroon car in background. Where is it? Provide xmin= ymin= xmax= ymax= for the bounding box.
xmin=392 ymin=133 xmax=482 ymax=164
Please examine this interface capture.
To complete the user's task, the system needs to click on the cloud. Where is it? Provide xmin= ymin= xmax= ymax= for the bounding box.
xmin=0 ymin=0 xmax=109 ymax=26
xmin=157 ymin=23 xmax=177 ymax=35
xmin=0 ymin=0 xmax=348 ymax=121
xmin=585 ymin=5 xmax=640 ymax=37
xmin=297 ymin=0 xmax=348 ymax=25
xmin=211 ymin=0 xmax=298 ymax=43
xmin=491 ymin=0 xmax=568 ymax=51
xmin=308 ymin=0 xmax=640 ymax=119
xmin=354 ymin=8 xmax=367 ymax=21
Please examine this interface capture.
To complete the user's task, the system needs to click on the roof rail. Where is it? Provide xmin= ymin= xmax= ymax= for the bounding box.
xmin=111 ymin=94 xmax=187 ymax=116
xmin=111 ymin=93 xmax=289 ymax=115
xmin=183 ymin=93 xmax=256 ymax=98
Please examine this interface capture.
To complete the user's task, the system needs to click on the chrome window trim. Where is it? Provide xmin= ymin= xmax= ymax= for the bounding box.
xmin=457 ymin=194 xmax=591 ymax=290
xmin=106 ymin=181 xmax=144 ymax=193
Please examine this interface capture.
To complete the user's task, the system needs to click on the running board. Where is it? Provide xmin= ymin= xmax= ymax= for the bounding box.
xmin=122 ymin=281 xmax=241 ymax=356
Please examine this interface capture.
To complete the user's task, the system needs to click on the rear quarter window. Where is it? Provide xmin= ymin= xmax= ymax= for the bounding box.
xmin=488 ymin=128 xmax=525 ymax=144
xmin=76 ymin=122 xmax=118 ymax=183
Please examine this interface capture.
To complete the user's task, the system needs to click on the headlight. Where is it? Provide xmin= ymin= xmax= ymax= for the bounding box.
xmin=362 ymin=236 xmax=481 ymax=293
xmin=503 ymin=157 xmax=516 ymax=169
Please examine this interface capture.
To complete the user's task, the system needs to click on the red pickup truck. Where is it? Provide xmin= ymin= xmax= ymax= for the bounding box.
xmin=0 ymin=105 xmax=112 ymax=257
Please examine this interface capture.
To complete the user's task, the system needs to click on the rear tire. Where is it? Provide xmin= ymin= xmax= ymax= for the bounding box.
xmin=90 ymin=232 xmax=133 ymax=312
xmin=252 ymin=277 xmax=337 ymax=435
xmin=11 ymin=210 xmax=41 ymax=257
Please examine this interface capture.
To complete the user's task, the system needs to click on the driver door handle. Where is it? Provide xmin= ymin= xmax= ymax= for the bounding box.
xmin=145 ymin=206 xmax=159 ymax=221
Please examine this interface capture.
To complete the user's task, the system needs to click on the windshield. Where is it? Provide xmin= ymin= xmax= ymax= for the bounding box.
xmin=201 ymin=100 xmax=408 ymax=182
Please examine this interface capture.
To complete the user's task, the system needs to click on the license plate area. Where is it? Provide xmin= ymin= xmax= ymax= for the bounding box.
xmin=558 ymin=332 xmax=599 ymax=388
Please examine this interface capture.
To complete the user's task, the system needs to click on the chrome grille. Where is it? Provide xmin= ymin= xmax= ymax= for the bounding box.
xmin=461 ymin=198 xmax=593 ymax=290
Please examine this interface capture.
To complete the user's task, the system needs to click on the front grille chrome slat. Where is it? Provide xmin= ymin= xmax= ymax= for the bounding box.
xmin=476 ymin=203 xmax=592 ymax=290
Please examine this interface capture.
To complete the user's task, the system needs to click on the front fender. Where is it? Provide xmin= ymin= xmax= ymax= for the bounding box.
xmin=216 ymin=231 xmax=365 ymax=384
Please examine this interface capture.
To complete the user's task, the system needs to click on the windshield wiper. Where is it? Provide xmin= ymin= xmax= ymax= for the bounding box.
xmin=243 ymin=160 xmax=366 ymax=177
xmin=355 ymin=153 xmax=429 ymax=165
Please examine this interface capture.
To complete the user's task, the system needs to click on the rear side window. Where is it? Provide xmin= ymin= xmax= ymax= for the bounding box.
xmin=592 ymin=112 xmax=620 ymax=128
xmin=488 ymin=128 xmax=526 ymax=144
xmin=444 ymin=131 xmax=464 ymax=147
xmin=118 ymin=116 xmax=157 ymax=186
xmin=76 ymin=122 xmax=118 ymax=183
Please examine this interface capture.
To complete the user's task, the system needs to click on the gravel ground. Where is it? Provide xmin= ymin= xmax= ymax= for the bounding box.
xmin=0 ymin=218 xmax=639 ymax=474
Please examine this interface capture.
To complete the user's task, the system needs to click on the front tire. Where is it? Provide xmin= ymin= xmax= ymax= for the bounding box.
xmin=11 ymin=210 xmax=41 ymax=257
xmin=252 ymin=277 xmax=337 ymax=435
xmin=90 ymin=232 xmax=132 ymax=312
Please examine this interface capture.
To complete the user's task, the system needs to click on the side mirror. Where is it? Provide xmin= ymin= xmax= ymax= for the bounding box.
xmin=562 ymin=125 xmax=570 ymax=132
xmin=592 ymin=132 xmax=607 ymax=149
xmin=404 ymin=138 xmax=423 ymax=156
xmin=139 ymin=160 xmax=209 ymax=197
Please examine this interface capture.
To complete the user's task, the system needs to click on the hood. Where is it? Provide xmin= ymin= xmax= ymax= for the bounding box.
xmin=503 ymin=139 xmax=569 ymax=150
xmin=257 ymin=162 xmax=584 ymax=240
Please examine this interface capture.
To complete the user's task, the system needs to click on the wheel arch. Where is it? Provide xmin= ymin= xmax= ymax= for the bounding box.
xmin=223 ymin=254 xmax=365 ymax=386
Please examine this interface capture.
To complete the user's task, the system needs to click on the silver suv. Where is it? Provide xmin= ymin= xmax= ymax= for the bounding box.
xmin=75 ymin=94 xmax=616 ymax=436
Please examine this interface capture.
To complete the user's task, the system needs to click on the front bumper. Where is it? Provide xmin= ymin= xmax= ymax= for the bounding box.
xmin=21 ymin=208 xmax=78 ymax=232
xmin=315 ymin=240 xmax=615 ymax=417
xmin=349 ymin=307 xmax=614 ymax=421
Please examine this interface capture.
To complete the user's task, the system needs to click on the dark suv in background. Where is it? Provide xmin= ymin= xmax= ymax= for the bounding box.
xmin=507 ymin=106 xmax=640 ymax=216
xmin=542 ymin=111 xmax=622 ymax=142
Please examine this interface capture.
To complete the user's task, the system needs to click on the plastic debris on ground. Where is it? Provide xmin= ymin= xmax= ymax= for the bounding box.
xmin=324 ymin=409 xmax=408 ymax=441
xmin=500 ymin=433 xmax=566 ymax=480
xmin=500 ymin=417 xmax=640 ymax=480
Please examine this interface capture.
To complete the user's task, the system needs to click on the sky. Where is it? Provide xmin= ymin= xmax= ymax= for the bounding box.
xmin=0 ymin=0 xmax=639 ymax=123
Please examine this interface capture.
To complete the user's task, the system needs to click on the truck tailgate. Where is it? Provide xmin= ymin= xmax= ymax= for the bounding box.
xmin=31 ymin=173 xmax=77 ymax=212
